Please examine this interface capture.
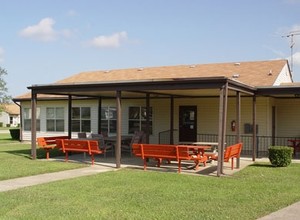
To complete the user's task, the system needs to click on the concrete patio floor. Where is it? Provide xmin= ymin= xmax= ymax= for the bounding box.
xmin=51 ymin=153 xmax=263 ymax=177
xmin=51 ymin=153 xmax=300 ymax=176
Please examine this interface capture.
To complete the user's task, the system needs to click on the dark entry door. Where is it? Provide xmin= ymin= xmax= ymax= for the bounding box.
xmin=179 ymin=106 xmax=197 ymax=142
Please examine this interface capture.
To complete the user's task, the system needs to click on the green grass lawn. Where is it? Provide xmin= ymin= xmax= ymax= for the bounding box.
xmin=0 ymin=139 xmax=299 ymax=219
xmin=0 ymin=164 xmax=300 ymax=219
xmin=0 ymin=138 xmax=87 ymax=180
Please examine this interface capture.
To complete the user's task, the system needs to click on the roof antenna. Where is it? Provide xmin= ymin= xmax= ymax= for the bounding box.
xmin=282 ymin=30 xmax=300 ymax=75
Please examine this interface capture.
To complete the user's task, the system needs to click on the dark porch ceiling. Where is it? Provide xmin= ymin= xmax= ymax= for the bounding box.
xmin=26 ymin=77 xmax=256 ymax=99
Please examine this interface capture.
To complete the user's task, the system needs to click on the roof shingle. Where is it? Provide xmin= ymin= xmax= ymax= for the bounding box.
xmin=14 ymin=59 xmax=289 ymax=100
xmin=56 ymin=59 xmax=288 ymax=87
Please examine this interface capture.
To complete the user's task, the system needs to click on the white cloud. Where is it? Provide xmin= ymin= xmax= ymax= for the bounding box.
xmin=286 ymin=52 xmax=300 ymax=74
xmin=0 ymin=47 xmax=4 ymax=63
xmin=280 ymin=24 xmax=300 ymax=45
xmin=19 ymin=17 xmax=74 ymax=42
xmin=20 ymin=18 xmax=58 ymax=42
xmin=290 ymin=24 xmax=300 ymax=32
xmin=88 ymin=31 xmax=128 ymax=48
xmin=292 ymin=52 xmax=300 ymax=66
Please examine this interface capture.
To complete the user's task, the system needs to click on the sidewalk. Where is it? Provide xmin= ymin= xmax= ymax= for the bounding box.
xmin=257 ymin=201 xmax=300 ymax=220
xmin=0 ymin=165 xmax=116 ymax=192
xmin=0 ymin=156 xmax=253 ymax=191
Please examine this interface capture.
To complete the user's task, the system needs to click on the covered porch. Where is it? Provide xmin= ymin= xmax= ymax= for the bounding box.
xmin=29 ymin=77 xmax=258 ymax=176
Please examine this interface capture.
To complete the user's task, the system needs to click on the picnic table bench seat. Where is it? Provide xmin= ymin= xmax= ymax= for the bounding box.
xmin=132 ymin=143 xmax=207 ymax=173
xmin=37 ymin=136 xmax=69 ymax=159
xmin=57 ymin=139 xmax=104 ymax=165
xmin=210 ymin=143 xmax=243 ymax=170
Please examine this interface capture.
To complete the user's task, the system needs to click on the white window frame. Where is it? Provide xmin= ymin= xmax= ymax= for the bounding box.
xmin=101 ymin=106 xmax=117 ymax=135
xmin=71 ymin=107 xmax=91 ymax=132
xmin=23 ymin=108 xmax=40 ymax=131
xmin=46 ymin=107 xmax=65 ymax=132
xmin=128 ymin=106 xmax=152 ymax=134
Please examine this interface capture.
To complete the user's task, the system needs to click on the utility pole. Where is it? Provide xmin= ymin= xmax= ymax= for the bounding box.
xmin=283 ymin=31 xmax=300 ymax=74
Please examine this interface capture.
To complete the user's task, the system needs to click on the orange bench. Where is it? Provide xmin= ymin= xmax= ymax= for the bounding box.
xmin=132 ymin=144 xmax=207 ymax=173
xmin=210 ymin=143 xmax=243 ymax=170
xmin=37 ymin=136 xmax=69 ymax=159
xmin=58 ymin=139 xmax=104 ymax=165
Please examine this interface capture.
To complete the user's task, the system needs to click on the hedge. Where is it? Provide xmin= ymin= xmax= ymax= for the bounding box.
xmin=268 ymin=146 xmax=293 ymax=167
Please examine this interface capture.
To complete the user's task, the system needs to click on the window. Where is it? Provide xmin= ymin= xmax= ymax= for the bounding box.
xmin=46 ymin=107 xmax=64 ymax=132
xmin=72 ymin=107 xmax=91 ymax=132
xmin=128 ymin=107 xmax=152 ymax=134
xmin=101 ymin=107 xmax=116 ymax=134
xmin=23 ymin=108 xmax=40 ymax=131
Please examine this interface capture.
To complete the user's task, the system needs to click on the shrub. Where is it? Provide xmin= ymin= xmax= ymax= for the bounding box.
xmin=9 ymin=129 xmax=20 ymax=140
xmin=268 ymin=146 xmax=293 ymax=167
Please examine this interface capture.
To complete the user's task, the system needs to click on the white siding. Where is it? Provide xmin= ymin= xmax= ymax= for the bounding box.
xmin=0 ymin=111 xmax=9 ymax=126
xmin=276 ymin=99 xmax=300 ymax=137
xmin=273 ymin=63 xmax=293 ymax=85
xmin=0 ymin=111 xmax=19 ymax=127
xmin=173 ymin=97 xmax=273 ymax=139
xmin=19 ymin=96 xmax=280 ymax=142
xmin=21 ymin=100 xmax=99 ymax=140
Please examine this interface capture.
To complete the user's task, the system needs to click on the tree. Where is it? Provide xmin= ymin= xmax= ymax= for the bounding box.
xmin=0 ymin=67 xmax=11 ymax=104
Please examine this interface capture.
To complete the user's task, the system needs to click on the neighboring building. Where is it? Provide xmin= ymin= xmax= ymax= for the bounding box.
xmin=0 ymin=103 xmax=20 ymax=127
xmin=13 ymin=59 xmax=300 ymax=157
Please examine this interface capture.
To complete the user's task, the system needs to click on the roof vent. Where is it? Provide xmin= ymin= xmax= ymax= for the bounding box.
xmin=268 ymin=69 xmax=272 ymax=76
xmin=232 ymin=74 xmax=240 ymax=78
xmin=234 ymin=62 xmax=241 ymax=66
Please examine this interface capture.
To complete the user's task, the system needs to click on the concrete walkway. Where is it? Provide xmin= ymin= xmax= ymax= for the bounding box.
xmin=0 ymin=165 xmax=116 ymax=192
xmin=257 ymin=201 xmax=300 ymax=220
xmin=0 ymin=156 xmax=253 ymax=192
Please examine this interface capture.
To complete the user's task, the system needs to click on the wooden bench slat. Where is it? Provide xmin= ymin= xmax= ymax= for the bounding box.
xmin=132 ymin=143 xmax=207 ymax=173
xmin=37 ymin=136 xmax=69 ymax=159
xmin=59 ymin=139 xmax=104 ymax=165
xmin=211 ymin=143 xmax=243 ymax=170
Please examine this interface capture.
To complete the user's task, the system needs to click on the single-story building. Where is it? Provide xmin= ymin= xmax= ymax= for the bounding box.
xmin=13 ymin=59 xmax=300 ymax=176
xmin=0 ymin=103 xmax=20 ymax=127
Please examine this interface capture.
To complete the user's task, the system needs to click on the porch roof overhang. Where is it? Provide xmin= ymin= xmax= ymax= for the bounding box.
xmin=26 ymin=77 xmax=256 ymax=98
xmin=256 ymin=85 xmax=300 ymax=98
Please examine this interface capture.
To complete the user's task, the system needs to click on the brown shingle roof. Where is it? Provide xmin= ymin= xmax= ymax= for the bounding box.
xmin=56 ymin=59 xmax=288 ymax=87
xmin=14 ymin=59 xmax=289 ymax=100
xmin=1 ymin=104 xmax=20 ymax=115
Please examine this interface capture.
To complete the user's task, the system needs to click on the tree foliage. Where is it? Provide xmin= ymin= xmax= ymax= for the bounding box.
xmin=0 ymin=67 xmax=11 ymax=104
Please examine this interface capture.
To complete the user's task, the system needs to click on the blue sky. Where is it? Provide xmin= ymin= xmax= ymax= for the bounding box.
xmin=1 ymin=0 xmax=300 ymax=97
